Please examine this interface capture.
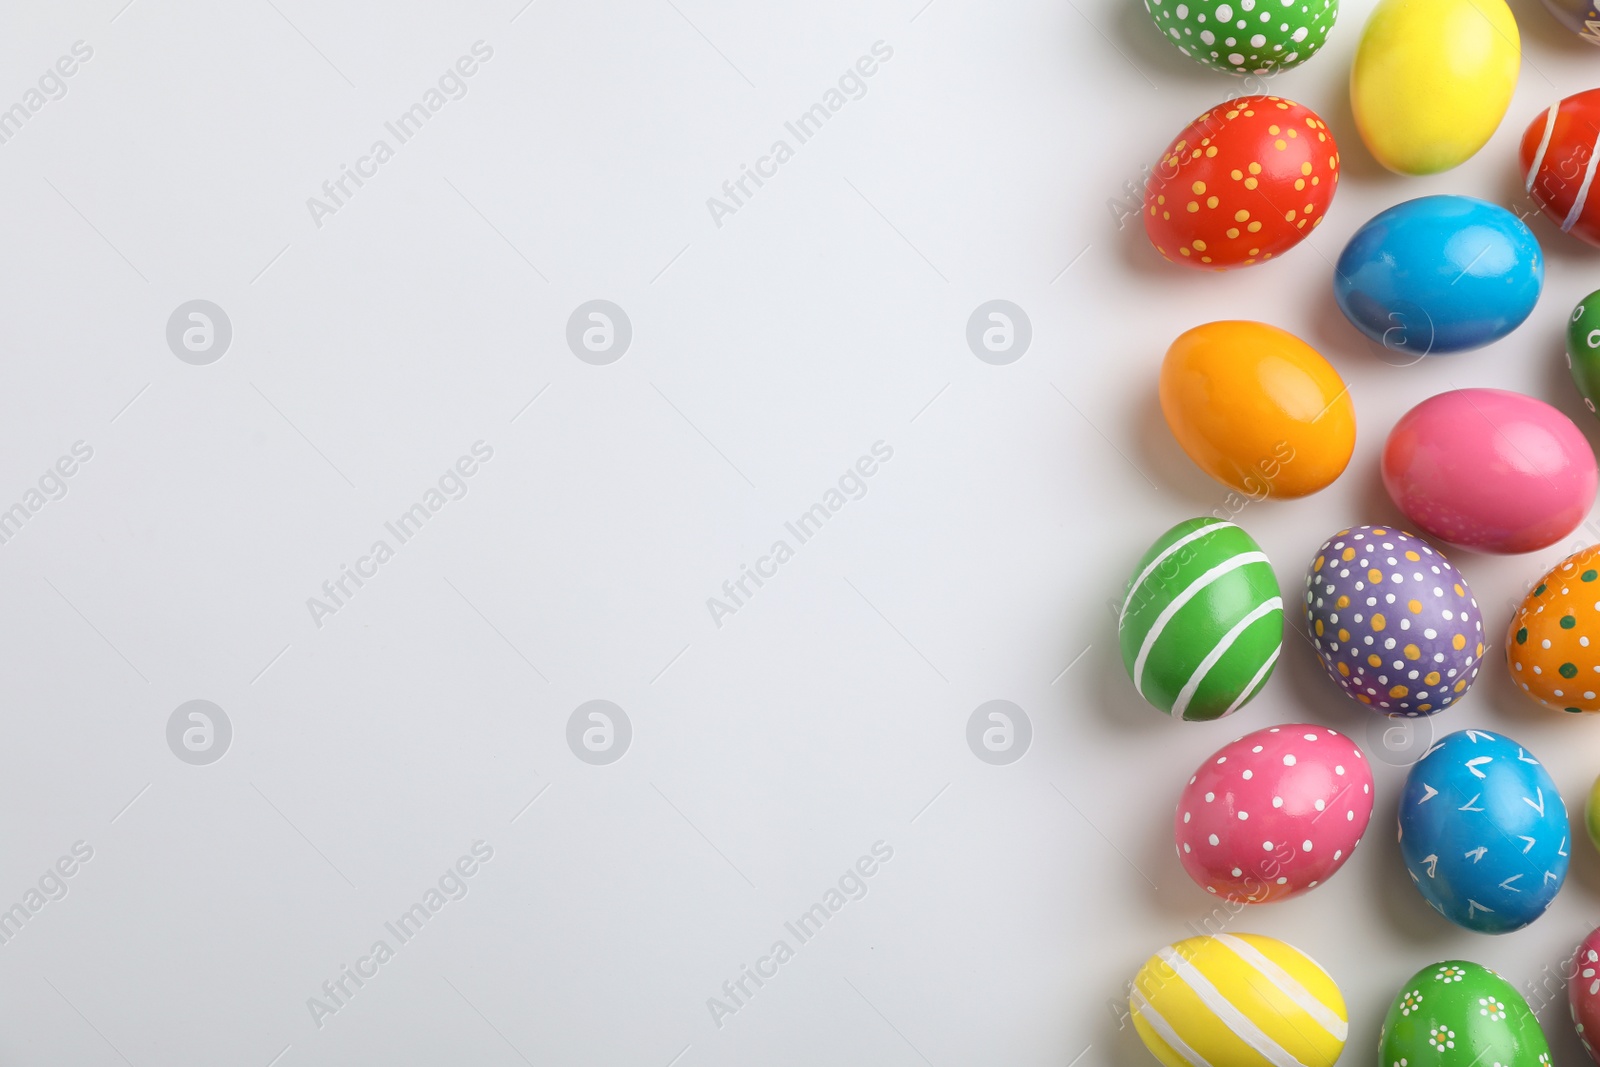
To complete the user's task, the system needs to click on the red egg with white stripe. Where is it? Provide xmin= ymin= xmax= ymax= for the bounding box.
xmin=1174 ymin=724 xmax=1374 ymax=903
xmin=1521 ymin=89 xmax=1600 ymax=247
xmin=1144 ymin=95 xmax=1340 ymax=270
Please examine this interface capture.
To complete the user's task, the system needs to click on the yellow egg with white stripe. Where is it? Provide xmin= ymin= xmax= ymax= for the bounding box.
xmin=1129 ymin=934 xmax=1347 ymax=1067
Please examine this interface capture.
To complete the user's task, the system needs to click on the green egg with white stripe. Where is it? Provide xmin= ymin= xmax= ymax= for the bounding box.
xmin=1119 ymin=517 xmax=1282 ymax=720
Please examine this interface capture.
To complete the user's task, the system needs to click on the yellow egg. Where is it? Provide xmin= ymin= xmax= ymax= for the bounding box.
xmin=1350 ymin=0 xmax=1519 ymax=175
xmin=1130 ymin=934 xmax=1348 ymax=1067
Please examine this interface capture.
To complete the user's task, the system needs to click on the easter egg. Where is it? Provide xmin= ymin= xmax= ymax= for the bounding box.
xmin=1350 ymin=0 xmax=1520 ymax=175
xmin=1333 ymin=196 xmax=1544 ymax=356
xmin=1570 ymin=291 xmax=1600 ymax=416
xmin=1144 ymin=95 xmax=1339 ymax=270
xmin=1120 ymin=517 xmax=1282 ymax=720
xmin=1507 ymin=546 xmax=1600 ymax=713
xmin=1160 ymin=321 xmax=1355 ymax=499
xmin=1174 ymin=724 xmax=1374 ymax=903
xmin=1541 ymin=0 xmax=1600 ymax=43
xmin=1304 ymin=527 xmax=1483 ymax=715
xmin=1572 ymin=927 xmax=1600 ymax=1062
xmin=1521 ymin=91 xmax=1600 ymax=248
xmin=1399 ymin=729 xmax=1569 ymax=934
xmin=1382 ymin=960 xmax=1550 ymax=1067
xmin=1383 ymin=389 xmax=1596 ymax=555
xmin=1130 ymin=933 xmax=1347 ymax=1067
xmin=1588 ymin=776 xmax=1600 ymax=852
xmin=1142 ymin=0 xmax=1338 ymax=75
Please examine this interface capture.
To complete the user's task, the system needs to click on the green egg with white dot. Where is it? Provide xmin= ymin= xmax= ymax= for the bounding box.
xmin=1567 ymin=288 xmax=1600 ymax=417
xmin=1142 ymin=0 xmax=1339 ymax=75
xmin=1379 ymin=960 xmax=1550 ymax=1067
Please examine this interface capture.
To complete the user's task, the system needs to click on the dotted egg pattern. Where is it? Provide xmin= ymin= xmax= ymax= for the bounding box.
xmin=1142 ymin=0 xmax=1337 ymax=75
xmin=1304 ymin=526 xmax=1483 ymax=716
xmin=1173 ymin=725 xmax=1374 ymax=904
xmin=1144 ymin=96 xmax=1340 ymax=271
xmin=1507 ymin=545 xmax=1600 ymax=713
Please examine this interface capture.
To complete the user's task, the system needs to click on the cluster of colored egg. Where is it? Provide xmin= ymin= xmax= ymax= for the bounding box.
xmin=1121 ymin=0 xmax=1600 ymax=1065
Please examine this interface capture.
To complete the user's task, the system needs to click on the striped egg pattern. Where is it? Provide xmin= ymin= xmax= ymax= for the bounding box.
xmin=1130 ymin=933 xmax=1348 ymax=1067
xmin=1521 ymin=88 xmax=1600 ymax=249
xmin=1120 ymin=517 xmax=1283 ymax=721
xmin=1304 ymin=526 xmax=1483 ymax=716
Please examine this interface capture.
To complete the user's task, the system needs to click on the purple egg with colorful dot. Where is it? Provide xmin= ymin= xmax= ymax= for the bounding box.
xmin=1303 ymin=525 xmax=1484 ymax=716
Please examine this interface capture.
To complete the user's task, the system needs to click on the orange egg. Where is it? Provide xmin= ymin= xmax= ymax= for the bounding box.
xmin=1507 ymin=545 xmax=1600 ymax=713
xmin=1160 ymin=321 xmax=1356 ymax=499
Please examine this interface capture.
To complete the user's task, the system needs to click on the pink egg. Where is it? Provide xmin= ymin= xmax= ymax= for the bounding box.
xmin=1173 ymin=724 xmax=1374 ymax=903
xmin=1383 ymin=388 xmax=1598 ymax=554
xmin=1570 ymin=925 xmax=1600 ymax=1064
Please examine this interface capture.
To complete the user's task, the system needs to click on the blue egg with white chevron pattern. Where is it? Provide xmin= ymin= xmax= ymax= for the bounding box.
xmin=1399 ymin=729 xmax=1569 ymax=934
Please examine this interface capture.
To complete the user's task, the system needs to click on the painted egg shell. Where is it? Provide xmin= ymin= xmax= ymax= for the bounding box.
xmin=1570 ymin=291 xmax=1600 ymax=417
xmin=1143 ymin=95 xmax=1339 ymax=271
xmin=1333 ymin=196 xmax=1544 ymax=356
xmin=1572 ymin=927 xmax=1600 ymax=1063
xmin=1382 ymin=960 xmax=1549 ymax=1067
xmin=1522 ymin=91 xmax=1600 ymax=248
xmin=1142 ymin=0 xmax=1338 ymax=75
xmin=1160 ymin=321 xmax=1355 ymax=499
xmin=1541 ymin=0 xmax=1600 ymax=44
xmin=1588 ymin=775 xmax=1600 ymax=853
xmin=1174 ymin=725 xmax=1373 ymax=903
xmin=1351 ymin=0 xmax=1520 ymax=175
xmin=1507 ymin=546 xmax=1600 ymax=713
xmin=1119 ymin=517 xmax=1282 ymax=721
xmin=1399 ymin=729 xmax=1569 ymax=934
xmin=1130 ymin=933 xmax=1347 ymax=1067
xmin=1383 ymin=389 xmax=1597 ymax=555
xmin=1304 ymin=526 xmax=1483 ymax=716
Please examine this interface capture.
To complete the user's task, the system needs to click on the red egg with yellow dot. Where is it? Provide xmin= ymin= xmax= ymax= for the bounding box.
xmin=1144 ymin=95 xmax=1340 ymax=271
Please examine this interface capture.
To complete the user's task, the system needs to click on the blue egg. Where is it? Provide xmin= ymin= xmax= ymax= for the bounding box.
xmin=1399 ymin=729 xmax=1568 ymax=933
xmin=1334 ymin=195 xmax=1544 ymax=356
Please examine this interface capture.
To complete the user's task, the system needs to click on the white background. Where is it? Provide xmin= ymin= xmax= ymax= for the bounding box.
xmin=0 ymin=0 xmax=1599 ymax=1064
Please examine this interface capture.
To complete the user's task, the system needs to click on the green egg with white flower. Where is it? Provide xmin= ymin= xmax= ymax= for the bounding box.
xmin=1142 ymin=0 xmax=1339 ymax=75
xmin=1380 ymin=960 xmax=1550 ymax=1067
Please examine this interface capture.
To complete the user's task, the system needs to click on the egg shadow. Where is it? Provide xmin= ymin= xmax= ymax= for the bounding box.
xmin=1506 ymin=0 xmax=1592 ymax=54
xmin=1106 ymin=0 xmax=1243 ymax=94
xmin=1132 ymin=389 xmax=1233 ymax=512
xmin=1363 ymin=769 xmax=1466 ymax=948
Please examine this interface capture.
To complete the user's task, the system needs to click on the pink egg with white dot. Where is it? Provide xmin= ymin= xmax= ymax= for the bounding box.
xmin=1173 ymin=724 xmax=1374 ymax=903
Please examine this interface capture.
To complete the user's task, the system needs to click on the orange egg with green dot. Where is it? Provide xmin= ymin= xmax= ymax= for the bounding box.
xmin=1506 ymin=545 xmax=1600 ymax=713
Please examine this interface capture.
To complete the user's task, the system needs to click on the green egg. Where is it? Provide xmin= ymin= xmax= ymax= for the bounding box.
xmin=1118 ymin=517 xmax=1282 ymax=721
xmin=1380 ymin=960 xmax=1550 ymax=1067
xmin=1586 ymin=772 xmax=1600 ymax=854
xmin=1142 ymin=0 xmax=1339 ymax=75
xmin=1567 ymin=289 xmax=1600 ymax=417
